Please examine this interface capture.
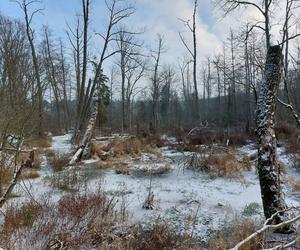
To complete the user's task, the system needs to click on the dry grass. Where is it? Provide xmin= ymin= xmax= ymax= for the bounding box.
xmin=285 ymin=177 xmax=300 ymax=191
xmin=103 ymin=137 xmax=143 ymax=156
xmin=90 ymin=142 xmax=106 ymax=159
xmin=115 ymin=165 xmax=130 ymax=175
xmin=143 ymin=164 xmax=172 ymax=175
xmin=19 ymin=149 xmax=41 ymax=169
xmin=100 ymin=137 xmax=159 ymax=158
xmin=47 ymin=152 xmax=70 ymax=172
xmin=184 ymin=148 xmax=249 ymax=179
xmin=120 ymin=223 xmax=198 ymax=250
xmin=96 ymin=160 xmax=113 ymax=169
xmin=0 ymin=167 xmax=13 ymax=191
xmin=45 ymin=149 xmax=55 ymax=158
xmin=208 ymin=218 xmax=261 ymax=250
xmin=21 ymin=168 xmax=40 ymax=179
xmin=207 ymin=153 xmax=244 ymax=178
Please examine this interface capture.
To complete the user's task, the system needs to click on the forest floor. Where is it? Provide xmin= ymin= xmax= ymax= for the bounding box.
xmin=1 ymin=133 xmax=300 ymax=248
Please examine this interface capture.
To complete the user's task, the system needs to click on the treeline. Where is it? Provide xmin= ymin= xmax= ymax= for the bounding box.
xmin=1 ymin=0 xmax=300 ymax=141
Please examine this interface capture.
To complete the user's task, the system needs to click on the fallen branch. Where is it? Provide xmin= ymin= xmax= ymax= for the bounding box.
xmin=0 ymin=148 xmax=35 ymax=208
xmin=0 ymin=163 xmax=24 ymax=208
xmin=230 ymin=207 xmax=300 ymax=250
xmin=0 ymin=147 xmax=33 ymax=153
xmin=265 ymin=235 xmax=300 ymax=250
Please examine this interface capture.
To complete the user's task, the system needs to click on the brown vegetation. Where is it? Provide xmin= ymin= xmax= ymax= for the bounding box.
xmin=0 ymin=167 xmax=13 ymax=193
xmin=208 ymin=218 xmax=260 ymax=250
xmin=21 ymin=168 xmax=40 ymax=179
xmin=275 ymin=122 xmax=297 ymax=140
xmin=96 ymin=160 xmax=113 ymax=169
xmin=0 ymin=190 xmax=126 ymax=249
xmin=122 ymin=223 xmax=198 ymax=250
xmin=25 ymin=135 xmax=52 ymax=148
xmin=184 ymin=148 xmax=251 ymax=178
xmin=285 ymin=177 xmax=300 ymax=191
xmin=19 ymin=149 xmax=41 ymax=169
xmin=115 ymin=165 xmax=130 ymax=175
xmin=47 ymin=152 xmax=70 ymax=172
xmin=186 ymin=129 xmax=251 ymax=147
xmin=143 ymin=164 xmax=172 ymax=175
xmin=48 ymin=168 xmax=86 ymax=192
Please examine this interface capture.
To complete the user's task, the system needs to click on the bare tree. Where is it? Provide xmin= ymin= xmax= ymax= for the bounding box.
xmin=70 ymin=0 xmax=134 ymax=163
xmin=13 ymin=0 xmax=44 ymax=136
xmin=116 ymin=27 xmax=144 ymax=131
xmin=219 ymin=0 xmax=272 ymax=50
xmin=179 ymin=0 xmax=199 ymax=119
xmin=150 ymin=34 xmax=166 ymax=131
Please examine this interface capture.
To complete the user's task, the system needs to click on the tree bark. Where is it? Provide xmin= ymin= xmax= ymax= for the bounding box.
xmin=69 ymin=97 xmax=98 ymax=164
xmin=256 ymin=45 xmax=286 ymax=222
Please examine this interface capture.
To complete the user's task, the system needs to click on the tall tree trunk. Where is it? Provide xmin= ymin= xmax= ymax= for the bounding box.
xmin=256 ymin=45 xmax=286 ymax=222
xmin=23 ymin=3 xmax=43 ymax=136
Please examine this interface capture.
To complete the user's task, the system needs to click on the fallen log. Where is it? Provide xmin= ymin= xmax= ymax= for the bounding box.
xmin=69 ymin=98 xmax=98 ymax=165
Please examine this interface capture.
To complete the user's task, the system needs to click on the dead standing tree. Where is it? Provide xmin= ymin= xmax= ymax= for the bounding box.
xmin=150 ymin=34 xmax=166 ymax=131
xmin=256 ymin=45 xmax=287 ymax=223
xmin=69 ymin=0 xmax=134 ymax=164
xmin=178 ymin=0 xmax=199 ymax=120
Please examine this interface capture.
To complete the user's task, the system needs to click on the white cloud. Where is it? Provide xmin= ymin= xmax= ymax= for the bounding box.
xmin=130 ymin=0 xmax=222 ymax=63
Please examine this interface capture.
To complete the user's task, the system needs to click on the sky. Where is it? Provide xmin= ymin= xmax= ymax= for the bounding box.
xmin=0 ymin=0 xmax=297 ymax=92
xmin=0 ymin=0 xmax=249 ymax=62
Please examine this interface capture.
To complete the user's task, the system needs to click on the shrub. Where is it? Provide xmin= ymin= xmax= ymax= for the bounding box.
xmin=47 ymin=168 xmax=86 ymax=192
xmin=47 ymin=152 xmax=70 ymax=172
xmin=286 ymin=137 xmax=300 ymax=154
xmin=275 ymin=122 xmax=297 ymax=140
xmin=187 ymin=129 xmax=250 ymax=147
xmin=44 ymin=149 xmax=55 ymax=158
xmin=0 ymin=190 xmax=126 ymax=250
xmin=19 ymin=149 xmax=41 ymax=169
xmin=26 ymin=135 xmax=52 ymax=148
xmin=3 ymin=202 xmax=42 ymax=234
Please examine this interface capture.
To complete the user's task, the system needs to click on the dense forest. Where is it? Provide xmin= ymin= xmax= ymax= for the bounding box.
xmin=0 ymin=0 xmax=299 ymax=249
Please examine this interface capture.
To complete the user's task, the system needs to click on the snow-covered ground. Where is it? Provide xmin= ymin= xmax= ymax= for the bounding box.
xmin=3 ymin=134 xmax=300 ymax=242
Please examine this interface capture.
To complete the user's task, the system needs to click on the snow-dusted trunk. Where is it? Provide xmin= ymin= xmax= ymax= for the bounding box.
xmin=69 ymin=97 xmax=98 ymax=164
xmin=256 ymin=45 xmax=286 ymax=221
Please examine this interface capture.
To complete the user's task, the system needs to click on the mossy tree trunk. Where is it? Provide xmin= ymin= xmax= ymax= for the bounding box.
xmin=256 ymin=45 xmax=286 ymax=222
